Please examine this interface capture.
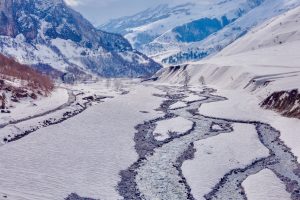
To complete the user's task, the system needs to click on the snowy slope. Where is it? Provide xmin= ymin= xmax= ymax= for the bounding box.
xmin=160 ymin=0 xmax=300 ymax=64
xmin=0 ymin=0 xmax=161 ymax=79
xmin=0 ymin=53 xmax=58 ymax=121
xmin=154 ymin=4 xmax=300 ymax=169
xmin=155 ymin=5 xmax=300 ymax=93
xmin=101 ymin=0 xmax=262 ymax=46
xmin=101 ymin=0 xmax=300 ymax=65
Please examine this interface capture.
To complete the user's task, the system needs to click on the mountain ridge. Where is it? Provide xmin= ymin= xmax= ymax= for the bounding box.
xmin=100 ymin=0 xmax=300 ymax=65
xmin=0 ymin=0 xmax=162 ymax=79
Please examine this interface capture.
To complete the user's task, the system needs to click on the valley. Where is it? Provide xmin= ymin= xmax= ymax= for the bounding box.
xmin=0 ymin=82 xmax=299 ymax=200
xmin=0 ymin=0 xmax=299 ymax=199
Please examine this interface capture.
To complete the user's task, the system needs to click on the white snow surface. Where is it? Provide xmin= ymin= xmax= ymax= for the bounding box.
xmin=169 ymin=101 xmax=188 ymax=110
xmin=154 ymin=116 xmax=193 ymax=141
xmin=211 ymin=124 xmax=223 ymax=131
xmin=199 ymin=89 xmax=300 ymax=163
xmin=0 ymin=84 xmax=164 ymax=200
xmin=183 ymin=94 xmax=206 ymax=103
xmin=0 ymin=88 xmax=68 ymax=124
xmin=157 ymin=6 xmax=300 ymax=161
xmin=182 ymin=123 xmax=270 ymax=200
xmin=242 ymin=169 xmax=291 ymax=200
xmin=103 ymin=0 xmax=300 ymax=64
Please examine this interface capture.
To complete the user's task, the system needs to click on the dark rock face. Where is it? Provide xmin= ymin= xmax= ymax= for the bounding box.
xmin=0 ymin=0 xmax=162 ymax=78
xmin=261 ymin=89 xmax=300 ymax=119
xmin=0 ymin=0 xmax=127 ymax=48
xmin=0 ymin=0 xmax=16 ymax=37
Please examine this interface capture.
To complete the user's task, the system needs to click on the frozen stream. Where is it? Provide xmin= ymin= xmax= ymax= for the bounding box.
xmin=0 ymin=84 xmax=299 ymax=200
xmin=118 ymin=86 xmax=300 ymax=200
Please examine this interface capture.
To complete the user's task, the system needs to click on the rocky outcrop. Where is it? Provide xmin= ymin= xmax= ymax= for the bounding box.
xmin=0 ymin=0 xmax=15 ymax=37
xmin=261 ymin=89 xmax=300 ymax=119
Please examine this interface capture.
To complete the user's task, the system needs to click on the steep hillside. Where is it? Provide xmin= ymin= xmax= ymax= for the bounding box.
xmin=153 ymin=5 xmax=300 ymax=118
xmin=0 ymin=53 xmax=54 ymax=111
xmin=261 ymin=90 xmax=300 ymax=119
xmin=101 ymin=0 xmax=300 ymax=65
xmin=0 ymin=0 xmax=161 ymax=79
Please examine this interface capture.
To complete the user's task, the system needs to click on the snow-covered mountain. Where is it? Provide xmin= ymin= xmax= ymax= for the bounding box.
xmin=0 ymin=0 xmax=162 ymax=79
xmin=100 ymin=0 xmax=300 ymax=65
xmin=153 ymin=5 xmax=300 ymax=118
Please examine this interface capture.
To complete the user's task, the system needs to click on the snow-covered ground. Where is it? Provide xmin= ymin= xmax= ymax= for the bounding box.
xmin=101 ymin=0 xmax=300 ymax=64
xmin=0 ymin=84 xmax=165 ymax=200
xmin=183 ymin=94 xmax=206 ymax=103
xmin=182 ymin=123 xmax=269 ymax=200
xmin=242 ymin=169 xmax=291 ymax=200
xmin=0 ymin=88 xmax=68 ymax=124
xmin=156 ymin=5 xmax=300 ymax=90
xmin=0 ymin=79 xmax=298 ymax=200
xmin=154 ymin=116 xmax=193 ymax=141
xmin=0 ymin=3 xmax=299 ymax=200
xmin=146 ymin=6 xmax=300 ymax=200
xmin=199 ymin=89 xmax=300 ymax=163
xmin=156 ymin=5 xmax=300 ymax=162
xmin=170 ymin=101 xmax=188 ymax=110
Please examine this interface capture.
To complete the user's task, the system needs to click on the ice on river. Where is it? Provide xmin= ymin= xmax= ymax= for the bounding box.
xmin=0 ymin=85 xmax=164 ymax=200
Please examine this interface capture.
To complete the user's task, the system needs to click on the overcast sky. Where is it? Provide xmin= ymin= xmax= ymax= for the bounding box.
xmin=64 ymin=0 xmax=175 ymax=26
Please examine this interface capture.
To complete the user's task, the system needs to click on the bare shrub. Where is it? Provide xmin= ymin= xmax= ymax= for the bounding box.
xmin=0 ymin=54 xmax=54 ymax=95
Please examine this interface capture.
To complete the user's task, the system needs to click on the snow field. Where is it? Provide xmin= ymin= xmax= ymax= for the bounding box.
xmin=199 ymin=89 xmax=300 ymax=163
xmin=182 ymin=123 xmax=270 ymax=200
xmin=0 ymin=84 xmax=165 ymax=200
xmin=183 ymin=94 xmax=207 ymax=103
xmin=154 ymin=116 xmax=193 ymax=141
xmin=242 ymin=169 xmax=291 ymax=200
xmin=0 ymin=88 xmax=69 ymax=124
xmin=169 ymin=101 xmax=188 ymax=110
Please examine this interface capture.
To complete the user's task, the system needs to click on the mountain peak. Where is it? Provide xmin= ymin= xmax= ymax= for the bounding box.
xmin=0 ymin=0 xmax=162 ymax=79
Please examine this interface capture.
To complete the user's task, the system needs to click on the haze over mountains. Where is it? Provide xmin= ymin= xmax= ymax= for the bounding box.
xmin=100 ymin=0 xmax=300 ymax=65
